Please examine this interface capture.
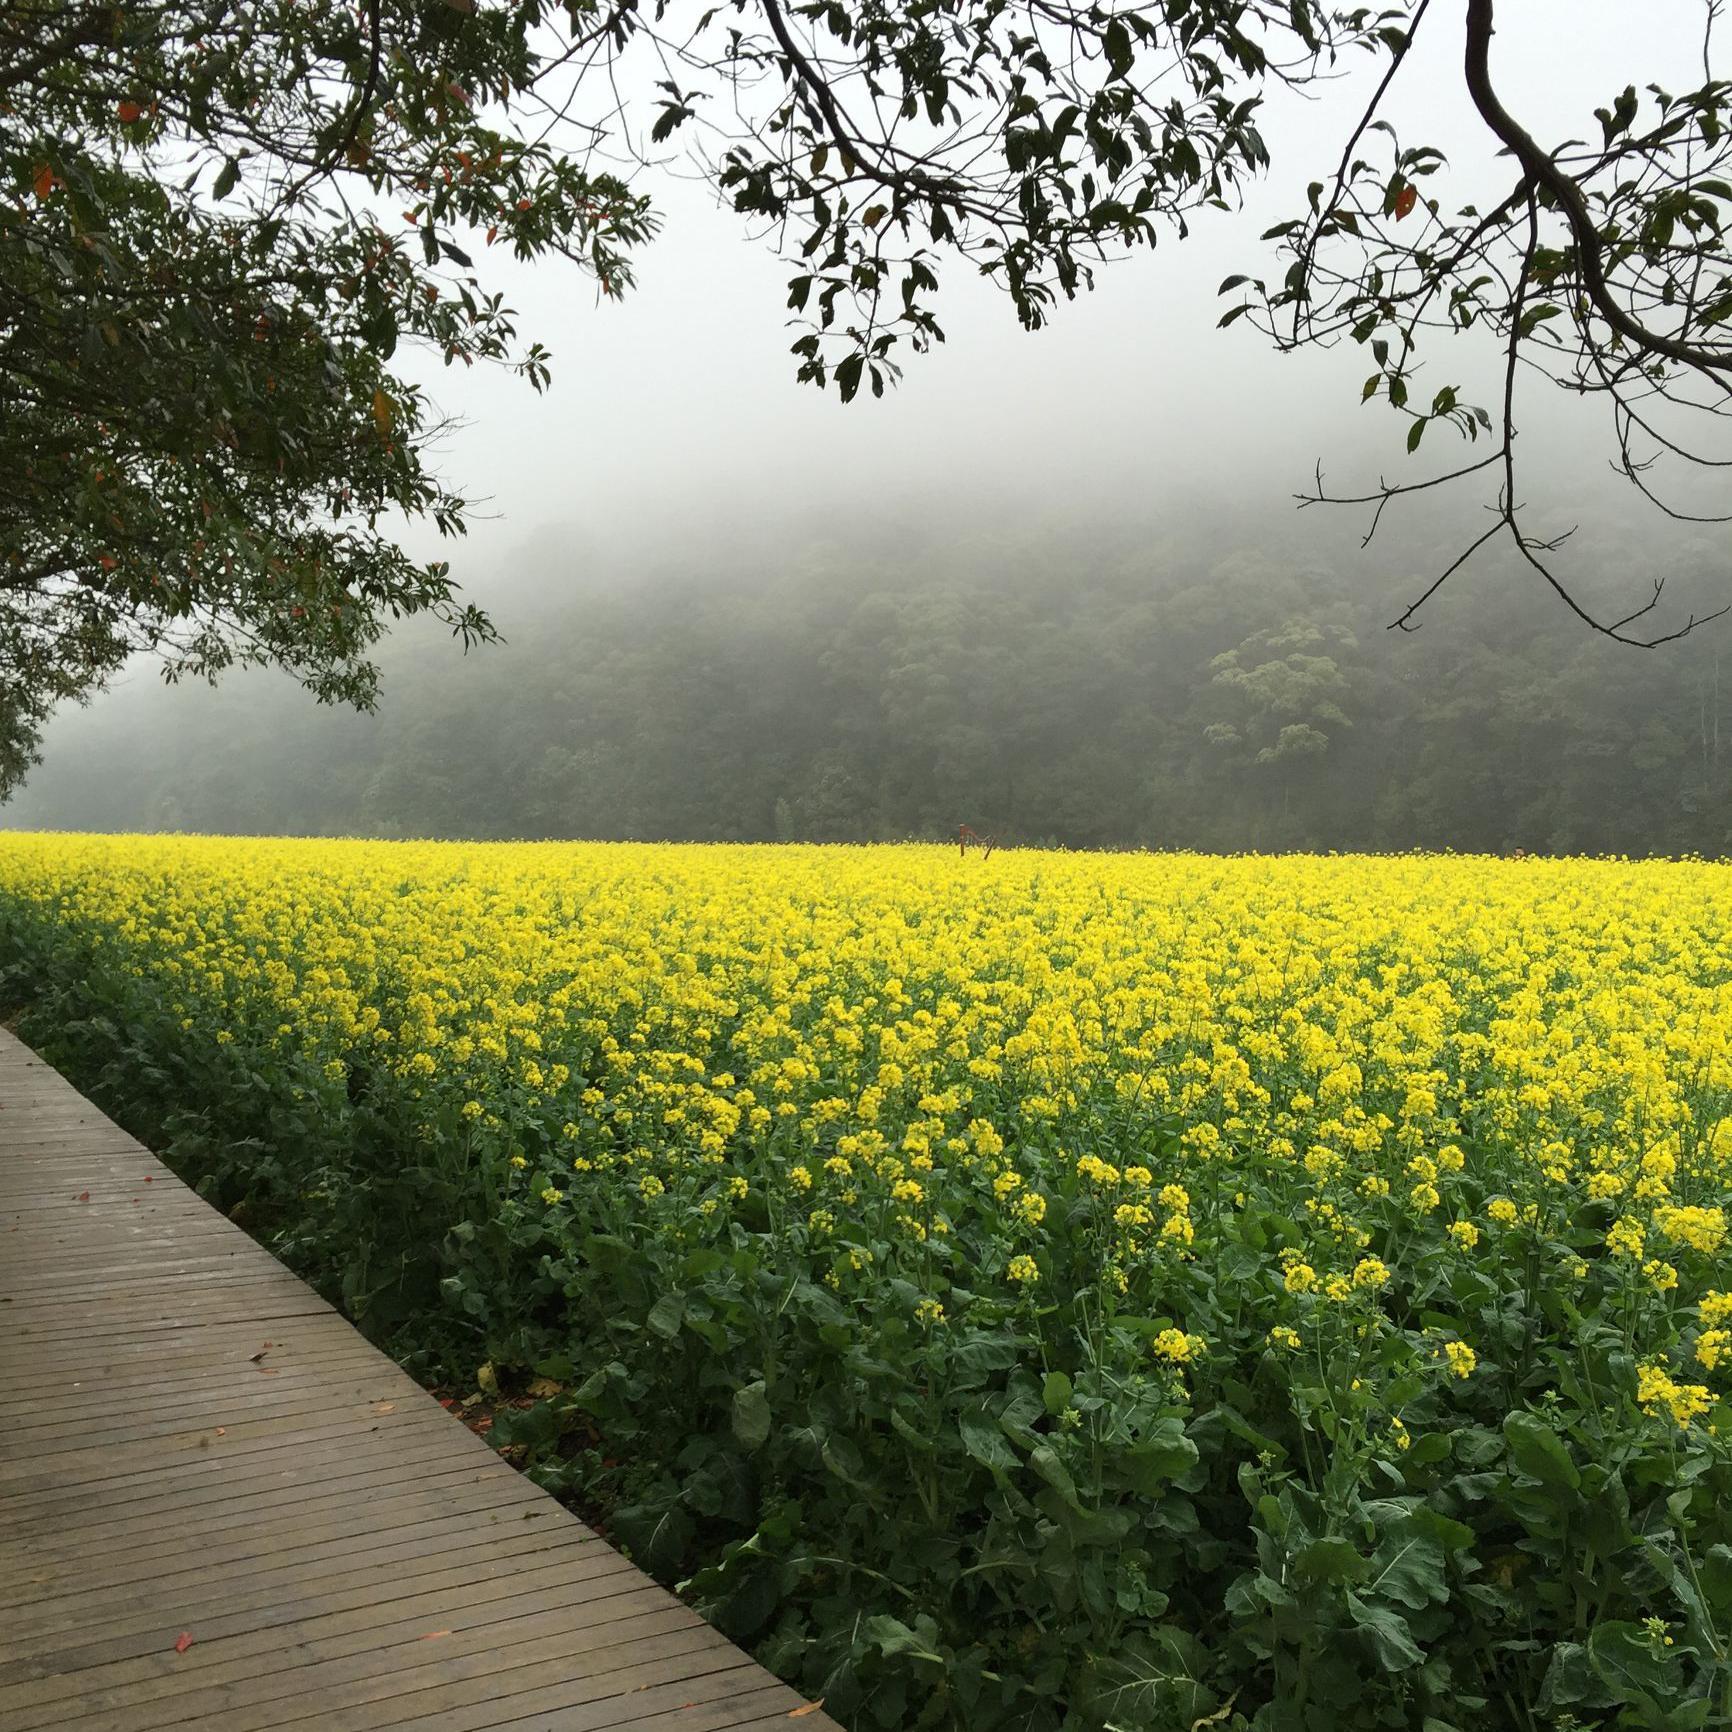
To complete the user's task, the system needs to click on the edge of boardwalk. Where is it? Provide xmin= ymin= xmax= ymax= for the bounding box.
xmin=0 ymin=1029 xmax=841 ymax=1732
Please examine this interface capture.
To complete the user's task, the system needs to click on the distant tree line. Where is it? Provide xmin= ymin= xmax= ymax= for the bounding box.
xmin=10 ymin=514 xmax=1729 ymax=857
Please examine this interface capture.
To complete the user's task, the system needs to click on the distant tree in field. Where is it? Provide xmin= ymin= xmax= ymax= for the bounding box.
xmin=1205 ymin=620 xmax=1360 ymax=836
xmin=6 ymin=0 xmax=1732 ymax=793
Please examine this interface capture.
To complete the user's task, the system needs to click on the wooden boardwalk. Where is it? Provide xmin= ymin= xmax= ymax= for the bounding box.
xmin=0 ymin=1031 xmax=838 ymax=1731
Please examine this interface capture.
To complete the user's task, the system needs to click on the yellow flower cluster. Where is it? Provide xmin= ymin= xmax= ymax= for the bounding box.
xmin=1441 ymin=1341 xmax=1477 ymax=1380
xmin=1637 ymin=1362 xmax=1714 ymax=1429
xmin=2 ymin=834 xmax=1731 ymax=1442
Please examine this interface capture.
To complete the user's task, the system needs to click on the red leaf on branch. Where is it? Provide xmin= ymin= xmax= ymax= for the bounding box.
xmin=1395 ymin=183 xmax=1418 ymax=220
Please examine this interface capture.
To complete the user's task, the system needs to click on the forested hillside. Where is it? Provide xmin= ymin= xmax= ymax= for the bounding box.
xmin=9 ymin=508 xmax=1729 ymax=855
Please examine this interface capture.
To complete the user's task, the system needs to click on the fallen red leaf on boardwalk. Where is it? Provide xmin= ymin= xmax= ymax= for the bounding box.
xmin=789 ymin=1704 xmax=826 ymax=1718
xmin=418 ymin=1629 xmax=452 ymax=1641
xmin=173 ymin=1632 xmax=194 ymax=1654
xmin=76 ymin=1191 xmax=89 ymax=1202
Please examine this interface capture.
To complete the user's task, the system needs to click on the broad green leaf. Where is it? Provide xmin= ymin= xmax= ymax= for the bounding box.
xmin=1701 ymin=1543 xmax=1732 ymax=1611
xmin=645 ymin=1291 xmax=685 ymax=1339
xmin=1503 ymin=1411 xmax=1580 ymax=1492
xmin=1369 ymin=1536 xmax=1448 ymax=1609
xmin=1346 ymin=1592 xmax=1424 ymax=1670
xmin=1297 ymin=1536 xmax=1372 ymax=1584
xmin=731 ymin=1380 xmax=771 ymax=1451
xmin=959 ymin=1409 xmax=1018 ymax=1471
xmin=863 ymin=1613 xmax=945 ymax=1666
xmin=1029 ymin=1443 xmax=1083 ymax=1510
xmin=1587 ymin=1620 xmax=1674 ymax=1715
xmin=1399 ymin=1506 xmax=1474 ymax=1551
xmin=1537 ymin=1642 xmax=1593 ymax=1710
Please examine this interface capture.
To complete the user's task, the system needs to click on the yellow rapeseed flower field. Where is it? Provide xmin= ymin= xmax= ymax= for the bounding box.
xmin=3 ymin=832 xmax=1731 ymax=1728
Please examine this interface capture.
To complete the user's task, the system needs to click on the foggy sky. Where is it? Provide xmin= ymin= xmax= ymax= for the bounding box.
xmin=12 ymin=0 xmax=1727 ymax=815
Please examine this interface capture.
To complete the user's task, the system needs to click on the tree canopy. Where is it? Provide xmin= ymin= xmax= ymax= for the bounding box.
xmin=5 ymin=0 xmax=1731 ymax=793
xmin=3 ymin=0 xmax=651 ymax=790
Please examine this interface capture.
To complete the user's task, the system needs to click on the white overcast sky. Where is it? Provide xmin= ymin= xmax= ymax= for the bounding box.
xmin=21 ymin=0 xmax=1726 ymax=780
xmin=379 ymin=0 xmax=1707 ymax=558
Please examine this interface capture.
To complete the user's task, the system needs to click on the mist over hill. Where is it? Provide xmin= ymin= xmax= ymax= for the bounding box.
xmin=9 ymin=490 xmax=1729 ymax=856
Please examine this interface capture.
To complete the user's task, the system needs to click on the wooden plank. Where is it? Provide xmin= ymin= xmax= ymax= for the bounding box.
xmin=0 ymin=1478 xmax=554 ymax=1606
xmin=2 ymin=1296 xmax=338 ymax=1346
xmin=3 ymin=1437 xmax=491 ymax=1543
xmin=142 ymin=1612 xmax=733 ymax=1732
xmin=3 ymin=1457 xmax=523 ymax=1574
xmin=46 ymin=1590 xmax=694 ymax=1732
xmin=0 ymin=1316 xmax=339 ymax=1369
xmin=0 ymin=1400 xmax=477 ymax=1494
xmin=0 ymin=1364 xmax=438 ymax=1454
xmin=3 ymin=1249 xmax=274 ymax=1287
xmin=0 ymin=1553 xmax=637 ymax=1717
xmin=411 ymin=1659 xmax=784 ymax=1732
xmin=0 ymin=1543 xmax=639 ymax=1686
xmin=482 ymin=1683 xmax=809 ymax=1732
xmin=0 ymin=1520 xmax=608 ymax=1653
xmin=5 ymin=1345 xmax=389 ymax=1419
xmin=0 ymin=1424 xmax=477 ymax=1535
xmin=0 ymin=1032 xmax=841 ymax=1730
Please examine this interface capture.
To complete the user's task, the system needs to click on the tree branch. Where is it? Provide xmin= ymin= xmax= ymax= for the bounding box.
xmin=1464 ymin=0 xmax=1732 ymax=384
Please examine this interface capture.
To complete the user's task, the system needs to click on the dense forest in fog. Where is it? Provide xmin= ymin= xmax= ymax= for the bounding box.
xmin=8 ymin=504 xmax=1730 ymax=856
